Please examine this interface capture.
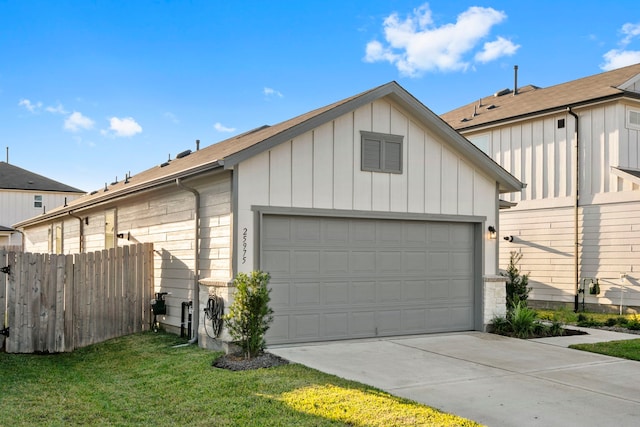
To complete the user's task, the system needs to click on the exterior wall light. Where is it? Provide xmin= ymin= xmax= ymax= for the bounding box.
xmin=488 ymin=225 xmax=497 ymax=240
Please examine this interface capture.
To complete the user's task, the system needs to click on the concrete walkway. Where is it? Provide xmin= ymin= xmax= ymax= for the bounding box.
xmin=269 ymin=329 xmax=640 ymax=427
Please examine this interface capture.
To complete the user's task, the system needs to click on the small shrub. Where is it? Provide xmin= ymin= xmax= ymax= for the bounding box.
xmin=548 ymin=321 xmax=565 ymax=337
xmin=627 ymin=315 xmax=640 ymax=330
xmin=510 ymin=301 xmax=537 ymax=339
xmin=490 ymin=315 xmax=511 ymax=336
xmin=224 ymin=271 xmax=274 ymax=359
xmin=502 ymin=251 xmax=531 ymax=310
xmin=605 ymin=318 xmax=617 ymax=327
xmin=618 ymin=316 xmax=630 ymax=326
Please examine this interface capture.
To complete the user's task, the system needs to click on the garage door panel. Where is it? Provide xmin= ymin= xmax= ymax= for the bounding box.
xmin=263 ymin=215 xmax=476 ymax=344
xmin=293 ymin=314 xmax=321 ymax=340
xmin=352 ymin=221 xmax=377 ymax=244
xmin=377 ymin=310 xmax=402 ymax=333
xmin=451 ymin=279 xmax=473 ymax=299
xmin=403 ymin=308 xmax=427 ymax=331
xmin=452 ymin=251 xmax=473 ymax=274
xmin=293 ymin=251 xmax=320 ymax=274
xmin=324 ymin=281 xmax=349 ymax=305
xmin=352 ymin=281 xmax=376 ymax=304
xmin=269 ymin=281 xmax=291 ymax=307
xmin=428 ymin=279 xmax=451 ymax=299
xmin=379 ymin=251 xmax=402 ymax=274
xmin=269 ymin=315 xmax=291 ymax=342
xmin=263 ymin=217 xmax=291 ymax=244
xmin=351 ymin=251 xmax=376 ymax=273
xmin=293 ymin=282 xmax=321 ymax=305
xmin=428 ymin=252 xmax=450 ymax=273
xmin=324 ymin=313 xmax=349 ymax=338
xmin=404 ymin=280 xmax=428 ymax=301
xmin=262 ymin=250 xmax=290 ymax=274
xmin=378 ymin=221 xmax=403 ymax=245
xmin=405 ymin=223 xmax=428 ymax=246
xmin=378 ymin=280 xmax=401 ymax=302
xmin=351 ymin=311 xmax=376 ymax=336
xmin=324 ymin=219 xmax=350 ymax=244
xmin=324 ymin=251 xmax=349 ymax=274
xmin=404 ymin=251 xmax=427 ymax=273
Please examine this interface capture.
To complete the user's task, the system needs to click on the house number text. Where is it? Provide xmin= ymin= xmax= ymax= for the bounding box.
xmin=242 ymin=227 xmax=248 ymax=264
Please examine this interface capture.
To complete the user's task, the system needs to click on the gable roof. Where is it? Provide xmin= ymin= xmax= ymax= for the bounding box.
xmin=15 ymin=81 xmax=523 ymax=228
xmin=0 ymin=162 xmax=85 ymax=193
xmin=441 ymin=63 xmax=640 ymax=131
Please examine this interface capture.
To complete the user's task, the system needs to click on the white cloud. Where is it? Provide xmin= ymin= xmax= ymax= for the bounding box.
xmin=18 ymin=99 xmax=42 ymax=112
xmin=108 ymin=117 xmax=142 ymax=137
xmin=475 ymin=36 xmax=519 ymax=63
xmin=264 ymin=87 xmax=283 ymax=98
xmin=214 ymin=122 xmax=236 ymax=133
xmin=364 ymin=3 xmax=517 ymax=76
xmin=45 ymin=103 xmax=68 ymax=114
xmin=64 ymin=111 xmax=95 ymax=132
xmin=601 ymin=22 xmax=640 ymax=70
xmin=601 ymin=49 xmax=640 ymax=71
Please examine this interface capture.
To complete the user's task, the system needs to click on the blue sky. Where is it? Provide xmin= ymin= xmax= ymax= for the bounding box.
xmin=2 ymin=0 xmax=640 ymax=192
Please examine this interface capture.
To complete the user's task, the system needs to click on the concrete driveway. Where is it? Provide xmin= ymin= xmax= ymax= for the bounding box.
xmin=269 ymin=329 xmax=640 ymax=427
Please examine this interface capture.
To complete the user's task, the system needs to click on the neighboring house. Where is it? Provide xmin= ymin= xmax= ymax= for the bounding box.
xmin=15 ymin=82 xmax=522 ymax=348
xmin=441 ymin=63 xmax=640 ymax=312
xmin=0 ymin=161 xmax=85 ymax=250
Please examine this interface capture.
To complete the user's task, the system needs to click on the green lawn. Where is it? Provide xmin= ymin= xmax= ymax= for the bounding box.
xmin=570 ymin=339 xmax=640 ymax=361
xmin=0 ymin=332 xmax=480 ymax=426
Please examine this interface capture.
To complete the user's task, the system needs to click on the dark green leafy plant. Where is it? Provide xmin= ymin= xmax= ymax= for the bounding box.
xmin=502 ymin=251 xmax=531 ymax=310
xmin=510 ymin=301 xmax=537 ymax=338
xmin=490 ymin=315 xmax=511 ymax=335
xmin=224 ymin=271 xmax=274 ymax=359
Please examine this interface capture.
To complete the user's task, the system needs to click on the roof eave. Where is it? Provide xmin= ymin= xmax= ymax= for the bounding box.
xmin=14 ymin=160 xmax=224 ymax=228
xmin=454 ymin=92 xmax=640 ymax=133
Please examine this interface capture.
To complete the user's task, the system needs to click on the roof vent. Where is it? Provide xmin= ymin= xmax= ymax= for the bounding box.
xmin=90 ymin=190 xmax=98 ymax=195
xmin=176 ymin=149 xmax=192 ymax=159
xmin=461 ymin=118 xmax=470 ymax=122
xmin=160 ymin=161 xmax=170 ymax=167
xmin=494 ymin=88 xmax=511 ymax=97
xmin=486 ymin=104 xmax=497 ymax=110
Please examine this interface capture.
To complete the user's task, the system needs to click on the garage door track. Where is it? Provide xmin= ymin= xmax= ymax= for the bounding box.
xmin=270 ymin=330 xmax=640 ymax=427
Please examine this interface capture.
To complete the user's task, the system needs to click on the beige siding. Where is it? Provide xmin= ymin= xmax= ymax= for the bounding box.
xmin=237 ymin=97 xmax=500 ymax=275
xmin=22 ymin=172 xmax=232 ymax=330
xmin=500 ymin=203 xmax=640 ymax=309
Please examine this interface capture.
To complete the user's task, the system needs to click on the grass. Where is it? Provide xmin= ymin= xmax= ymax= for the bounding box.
xmin=536 ymin=308 xmax=640 ymax=361
xmin=0 ymin=332 xmax=481 ymax=427
xmin=570 ymin=339 xmax=640 ymax=361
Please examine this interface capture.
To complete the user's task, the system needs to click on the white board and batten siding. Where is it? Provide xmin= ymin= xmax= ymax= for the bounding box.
xmin=235 ymin=98 xmax=500 ymax=344
xmin=468 ymin=99 xmax=640 ymax=308
xmin=236 ymin=98 xmax=499 ymax=274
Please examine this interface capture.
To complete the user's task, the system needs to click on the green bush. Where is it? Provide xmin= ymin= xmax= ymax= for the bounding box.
xmin=502 ymin=251 xmax=531 ymax=310
xmin=224 ymin=271 xmax=274 ymax=359
xmin=510 ymin=301 xmax=537 ymax=339
xmin=490 ymin=315 xmax=511 ymax=335
xmin=627 ymin=315 xmax=640 ymax=330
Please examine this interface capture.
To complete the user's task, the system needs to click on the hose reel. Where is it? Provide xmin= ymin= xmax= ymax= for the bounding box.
xmin=204 ymin=295 xmax=224 ymax=338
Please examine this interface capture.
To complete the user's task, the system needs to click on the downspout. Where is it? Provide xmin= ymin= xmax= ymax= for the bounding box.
xmin=568 ymin=107 xmax=580 ymax=312
xmin=176 ymin=178 xmax=200 ymax=344
xmin=68 ymin=211 xmax=85 ymax=253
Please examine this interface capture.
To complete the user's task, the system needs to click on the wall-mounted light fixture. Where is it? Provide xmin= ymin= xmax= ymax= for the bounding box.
xmin=488 ymin=225 xmax=497 ymax=240
xmin=117 ymin=231 xmax=131 ymax=241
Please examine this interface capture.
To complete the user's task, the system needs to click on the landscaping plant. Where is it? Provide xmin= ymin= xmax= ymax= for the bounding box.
xmin=502 ymin=251 xmax=531 ymax=309
xmin=225 ymin=270 xmax=274 ymax=359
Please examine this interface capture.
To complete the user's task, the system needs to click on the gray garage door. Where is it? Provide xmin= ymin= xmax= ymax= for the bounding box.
xmin=262 ymin=215 xmax=475 ymax=345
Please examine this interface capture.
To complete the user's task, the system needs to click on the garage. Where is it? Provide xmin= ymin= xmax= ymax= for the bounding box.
xmin=262 ymin=214 xmax=477 ymax=345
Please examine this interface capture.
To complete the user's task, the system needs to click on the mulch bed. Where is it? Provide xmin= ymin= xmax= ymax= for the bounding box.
xmin=212 ymin=351 xmax=289 ymax=371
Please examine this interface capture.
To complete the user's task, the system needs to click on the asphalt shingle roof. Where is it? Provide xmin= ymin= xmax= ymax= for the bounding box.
xmin=0 ymin=162 xmax=85 ymax=193
xmin=441 ymin=63 xmax=640 ymax=131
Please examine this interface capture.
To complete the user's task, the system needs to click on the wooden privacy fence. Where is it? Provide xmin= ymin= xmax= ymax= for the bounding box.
xmin=0 ymin=243 xmax=154 ymax=353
